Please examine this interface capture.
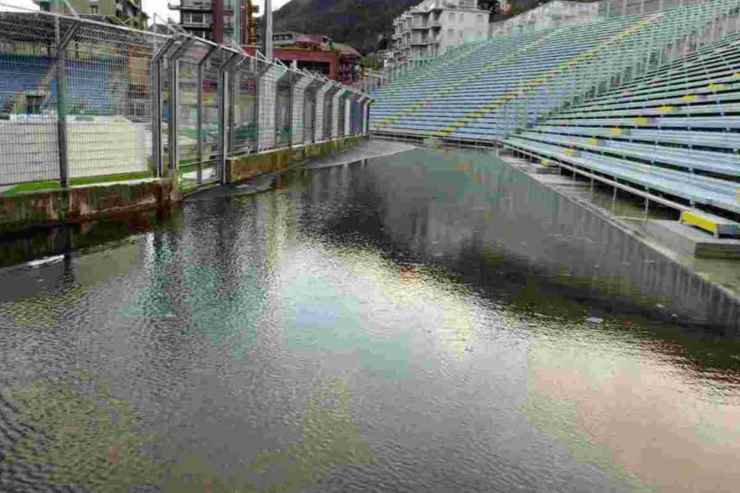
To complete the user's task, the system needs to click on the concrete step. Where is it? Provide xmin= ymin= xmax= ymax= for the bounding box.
xmin=645 ymin=220 xmax=740 ymax=259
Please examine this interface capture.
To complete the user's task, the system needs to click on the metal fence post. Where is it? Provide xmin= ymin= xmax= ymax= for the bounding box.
xmin=331 ymin=87 xmax=345 ymax=139
xmin=151 ymin=38 xmax=176 ymax=178
xmin=168 ymin=50 xmax=179 ymax=176
xmin=167 ymin=38 xmax=195 ymax=177
xmin=257 ymin=59 xmax=282 ymax=152
xmin=228 ymin=59 xmax=240 ymax=155
xmin=344 ymin=94 xmax=352 ymax=137
xmin=290 ymin=71 xmax=311 ymax=146
xmin=54 ymin=18 xmax=79 ymax=188
xmin=197 ymin=45 xmax=219 ymax=184
xmin=364 ymin=100 xmax=372 ymax=136
xmin=219 ymin=53 xmax=241 ymax=185
xmin=314 ymin=79 xmax=333 ymax=142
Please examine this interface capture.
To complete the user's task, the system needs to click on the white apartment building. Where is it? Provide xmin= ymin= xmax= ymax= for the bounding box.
xmin=392 ymin=0 xmax=490 ymax=61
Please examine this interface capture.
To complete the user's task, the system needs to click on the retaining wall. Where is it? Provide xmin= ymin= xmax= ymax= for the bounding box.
xmin=226 ymin=137 xmax=365 ymax=184
xmin=0 ymin=136 xmax=366 ymax=235
xmin=0 ymin=179 xmax=180 ymax=234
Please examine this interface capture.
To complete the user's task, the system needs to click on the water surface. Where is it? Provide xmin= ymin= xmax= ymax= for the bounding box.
xmin=1 ymin=147 xmax=739 ymax=492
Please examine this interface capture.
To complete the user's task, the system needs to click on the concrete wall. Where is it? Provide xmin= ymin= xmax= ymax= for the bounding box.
xmin=0 ymin=179 xmax=180 ymax=234
xmin=226 ymin=136 xmax=364 ymax=184
xmin=0 ymin=136 xmax=365 ymax=234
xmin=489 ymin=1 xmax=601 ymax=37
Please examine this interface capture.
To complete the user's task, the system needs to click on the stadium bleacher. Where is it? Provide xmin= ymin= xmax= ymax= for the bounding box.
xmin=371 ymin=0 xmax=740 ymax=227
xmin=65 ymin=59 xmax=116 ymax=115
xmin=506 ymin=28 xmax=740 ymax=222
xmin=0 ymin=54 xmax=53 ymax=113
xmin=371 ymin=0 xmax=740 ymax=141
xmin=0 ymin=54 xmax=115 ymax=115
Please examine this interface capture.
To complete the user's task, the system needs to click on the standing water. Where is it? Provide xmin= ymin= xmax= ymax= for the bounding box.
xmin=0 ymin=146 xmax=739 ymax=492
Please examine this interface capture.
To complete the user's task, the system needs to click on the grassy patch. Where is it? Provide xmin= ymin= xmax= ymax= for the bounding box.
xmin=2 ymin=171 xmax=155 ymax=197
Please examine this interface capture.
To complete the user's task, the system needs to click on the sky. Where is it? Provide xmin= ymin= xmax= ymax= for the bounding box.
xmin=2 ymin=0 xmax=292 ymax=23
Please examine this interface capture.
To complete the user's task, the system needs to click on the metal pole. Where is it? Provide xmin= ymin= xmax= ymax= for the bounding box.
xmin=196 ymin=58 xmax=205 ymax=184
xmin=151 ymin=38 xmax=175 ymax=179
xmin=167 ymin=38 xmax=195 ymax=176
xmin=612 ymin=184 xmax=618 ymax=213
xmin=197 ymin=46 xmax=219 ymax=185
xmin=219 ymin=67 xmax=228 ymax=184
xmin=263 ymin=0 xmax=273 ymax=60
xmin=289 ymin=73 xmax=296 ymax=147
xmin=219 ymin=54 xmax=241 ymax=185
xmin=151 ymin=58 xmax=162 ymax=177
xmin=54 ymin=19 xmax=79 ymax=188
xmin=168 ymin=57 xmax=179 ymax=175
xmin=644 ymin=192 xmax=650 ymax=220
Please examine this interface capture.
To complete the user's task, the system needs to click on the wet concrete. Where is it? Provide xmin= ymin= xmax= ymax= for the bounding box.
xmin=499 ymin=151 xmax=740 ymax=333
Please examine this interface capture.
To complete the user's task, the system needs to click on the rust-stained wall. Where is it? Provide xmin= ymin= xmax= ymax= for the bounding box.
xmin=0 ymin=179 xmax=180 ymax=234
xmin=0 ymin=137 xmax=364 ymax=235
xmin=226 ymin=137 xmax=364 ymax=184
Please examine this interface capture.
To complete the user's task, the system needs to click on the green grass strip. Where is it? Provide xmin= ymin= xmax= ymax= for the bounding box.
xmin=2 ymin=171 xmax=155 ymax=197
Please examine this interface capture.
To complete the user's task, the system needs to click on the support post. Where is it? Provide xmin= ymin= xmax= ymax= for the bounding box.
xmin=363 ymin=99 xmax=371 ymax=136
xmin=344 ymin=95 xmax=352 ymax=137
xmin=354 ymin=96 xmax=365 ymax=136
xmin=257 ymin=63 xmax=282 ymax=151
xmin=54 ymin=18 xmax=80 ymax=188
xmin=263 ymin=0 xmax=273 ymax=60
xmin=331 ymin=87 xmax=345 ymax=139
xmin=167 ymin=38 xmax=195 ymax=176
xmin=218 ymin=53 xmax=242 ymax=185
xmin=197 ymin=45 xmax=219 ymax=184
xmin=314 ymin=80 xmax=334 ymax=142
xmin=290 ymin=71 xmax=311 ymax=146
xmin=151 ymin=38 xmax=176 ymax=178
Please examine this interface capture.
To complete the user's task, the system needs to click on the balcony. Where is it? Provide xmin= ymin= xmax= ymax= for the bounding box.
xmin=182 ymin=20 xmax=212 ymax=28
xmin=169 ymin=0 xmax=212 ymax=11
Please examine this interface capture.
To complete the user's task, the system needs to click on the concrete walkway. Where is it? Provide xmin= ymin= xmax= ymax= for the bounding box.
xmin=303 ymin=139 xmax=416 ymax=169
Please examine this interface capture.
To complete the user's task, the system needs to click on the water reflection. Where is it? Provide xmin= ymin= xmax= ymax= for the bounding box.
xmin=524 ymin=322 xmax=740 ymax=493
xmin=0 ymin=147 xmax=738 ymax=492
xmin=3 ymin=373 xmax=162 ymax=490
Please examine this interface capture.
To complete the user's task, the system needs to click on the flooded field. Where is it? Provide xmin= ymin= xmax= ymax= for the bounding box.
xmin=0 ymin=146 xmax=739 ymax=492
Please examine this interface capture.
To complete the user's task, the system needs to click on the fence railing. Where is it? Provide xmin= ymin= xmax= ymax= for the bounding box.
xmin=0 ymin=4 xmax=372 ymax=192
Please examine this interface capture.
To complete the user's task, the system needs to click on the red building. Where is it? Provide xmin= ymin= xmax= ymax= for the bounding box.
xmin=171 ymin=0 xmax=258 ymax=45
xmin=249 ymin=32 xmax=361 ymax=84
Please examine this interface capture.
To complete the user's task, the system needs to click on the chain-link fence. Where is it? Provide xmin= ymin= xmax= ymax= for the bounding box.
xmin=0 ymin=4 xmax=371 ymax=192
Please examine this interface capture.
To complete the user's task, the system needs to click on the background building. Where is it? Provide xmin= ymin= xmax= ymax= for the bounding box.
xmin=170 ymin=0 xmax=258 ymax=45
xmin=250 ymin=31 xmax=361 ymax=84
xmin=489 ymin=1 xmax=599 ymax=37
xmin=393 ymin=0 xmax=490 ymax=62
xmin=35 ymin=0 xmax=149 ymax=29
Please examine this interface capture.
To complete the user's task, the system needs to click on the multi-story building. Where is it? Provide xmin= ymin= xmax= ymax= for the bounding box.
xmin=392 ymin=0 xmax=490 ymax=62
xmin=35 ymin=0 xmax=149 ymax=29
xmin=170 ymin=0 xmax=258 ymax=45
xmin=249 ymin=32 xmax=362 ymax=84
